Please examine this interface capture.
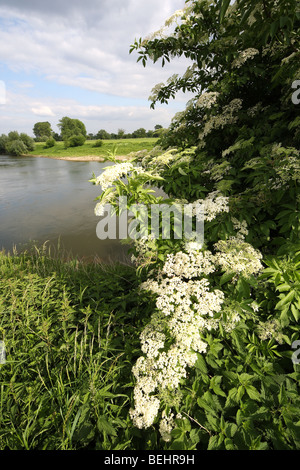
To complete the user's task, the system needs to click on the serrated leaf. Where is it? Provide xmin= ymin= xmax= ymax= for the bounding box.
xmin=245 ymin=384 xmax=261 ymax=401
xmin=97 ymin=416 xmax=117 ymax=436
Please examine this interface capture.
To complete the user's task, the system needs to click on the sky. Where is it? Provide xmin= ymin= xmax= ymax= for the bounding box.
xmin=0 ymin=0 xmax=192 ymax=137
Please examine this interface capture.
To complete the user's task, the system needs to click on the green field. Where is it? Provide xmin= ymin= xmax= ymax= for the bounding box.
xmin=29 ymin=138 xmax=159 ymax=158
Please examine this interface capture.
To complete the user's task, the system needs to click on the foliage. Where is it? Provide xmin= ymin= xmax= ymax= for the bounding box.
xmin=0 ymin=246 xmax=155 ymax=450
xmin=89 ymin=0 xmax=300 ymax=449
xmin=0 ymin=131 xmax=35 ymax=156
xmin=93 ymin=139 xmax=104 ymax=148
xmin=64 ymin=134 xmax=86 ymax=148
xmin=33 ymin=122 xmax=53 ymax=141
xmin=44 ymin=136 xmax=56 ymax=149
xmin=58 ymin=117 xmax=87 ymax=147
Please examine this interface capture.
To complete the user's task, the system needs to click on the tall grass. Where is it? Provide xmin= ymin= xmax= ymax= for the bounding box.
xmin=0 ymin=245 xmax=155 ymax=450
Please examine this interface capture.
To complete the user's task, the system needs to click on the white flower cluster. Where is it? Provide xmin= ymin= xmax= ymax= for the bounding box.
xmin=196 ymin=91 xmax=219 ymax=109
xmin=201 ymin=191 xmax=230 ymax=221
xmin=199 ymin=99 xmax=243 ymax=142
xmin=161 ymin=250 xmax=215 ymax=279
xmin=257 ymin=319 xmax=284 ymax=344
xmin=95 ymin=162 xmax=142 ymax=191
xmin=159 ymin=411 xmax=175 ymax=442
xmin=231 ymin=217 xmax=249 ymax=240
xmin=232 ymin=48 xmax=259 ymax=68
xmin=214 ymin=238 xmax=263 ymax=278
xmin=94 ymin=191 xmax=115 ymax=217
xmin=129 ymin=249 xmax=225 ymax=429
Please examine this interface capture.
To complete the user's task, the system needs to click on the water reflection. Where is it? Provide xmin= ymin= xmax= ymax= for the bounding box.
xmin=0 ymin=155 xmax=130 ymax=263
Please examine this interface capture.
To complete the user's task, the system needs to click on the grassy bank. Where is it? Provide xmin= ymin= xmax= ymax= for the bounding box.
xmin=28 ymin=138 xmax=158 ymax=159
xmin=0 ymin=246 xmax=157 ymax=450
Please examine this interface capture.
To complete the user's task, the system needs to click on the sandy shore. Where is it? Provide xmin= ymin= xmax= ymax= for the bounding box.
xmin=25 ymin=154 xmax=131 ymax=162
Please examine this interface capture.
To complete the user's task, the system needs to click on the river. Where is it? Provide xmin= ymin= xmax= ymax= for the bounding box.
xmin=0 ymin=155 xmax=130 ymax=263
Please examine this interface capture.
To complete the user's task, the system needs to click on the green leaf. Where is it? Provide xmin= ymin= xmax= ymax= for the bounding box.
xmin=275 ymin=290 xmax=295 ymax=310
xmin=97 ymin=416 xmax=117 ymax=437
xmin=219 ymin=0 xmax=231 ymax=23
xmin=220 ymin=271 xmax=236 ymax=285
xmin=245 ymin=385 xmax=261 ymax=401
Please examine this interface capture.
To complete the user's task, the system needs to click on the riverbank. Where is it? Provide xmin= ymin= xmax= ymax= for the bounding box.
xmin=25 ymin=154 xmax=130 ymax=162
xmin=26 ymin=137 xmax=158 ymax=160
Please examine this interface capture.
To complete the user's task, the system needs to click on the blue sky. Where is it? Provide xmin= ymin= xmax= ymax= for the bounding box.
xmin=0 ymin=0 xmax=192 ymax=136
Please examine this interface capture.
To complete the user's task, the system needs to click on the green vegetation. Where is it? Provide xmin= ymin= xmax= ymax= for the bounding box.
xmin=0 ymin=246 xmax=155 ymax=450
xmin=29 ymin=137 xmax=159 ymax=158
xmin=1 ymin=0 xmax=300 ymax=451
xmin=33 ymin=122 xmax=53 ymax=141
xmin=0 ymin=132 xmax=35 ymax=156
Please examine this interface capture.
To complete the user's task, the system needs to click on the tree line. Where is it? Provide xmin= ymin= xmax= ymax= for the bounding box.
xmin=33 ymin=119 xmax=165 ymax=143
xmin=0 ymin=117 xmax=165 ymax=156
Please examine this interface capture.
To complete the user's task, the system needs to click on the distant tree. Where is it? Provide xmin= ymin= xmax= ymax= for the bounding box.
xmin=57 ymin=117 xmax=87 ymax=145
xmin=0 ymin=134 xmax=9 ymax=153
xmin=154 ymin=124 xmax=163 ymax=130
xmin=117 ymin=128 xmax=126 ymax=139
xmin=52 ymin=132 xmax=62 ymax=141
xmin=33 ymin=122 xmax=52 ymax=141
xmin=20 ymin=133 xmax=35 ymax=151
xmin=96 ymin=129 xmax=111 ymax=140
xmin=0 ymin=131 xmax=35 ymax=155
xmin=132 ymin=128 xmax=147 ymax=138
xmin=5 ymin=139 xmax=27 ymax=156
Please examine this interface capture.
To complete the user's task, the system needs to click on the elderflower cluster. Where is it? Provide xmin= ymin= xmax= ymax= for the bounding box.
xmin=130 ymin=249 xmax=226 ymax=429
xmin=231 ymin=218 xmax=249 ymax=240
xmin=197 ymin=91 xmax=219 ymax=109
xmin=232 ymin=48 xmax=259 ymax=68
xmin=95 ymin=162 xmax=145 ymax=191
xmin=94 ymin=191 xmax=116 ymax=217
xmin=214 ymin=238 xmax=263 ymax=278
xmin=199 ymin=99 xmax=243 ymax=142
xmin=257 ymin=319 xmax=284 ymax=344
xmin=161 ymin=250 xmax=215 ymax=279
xmin=159 ymin=411 xmax=175 ymax=442
xmin=201 ymin=191 xmax=230 ymax=221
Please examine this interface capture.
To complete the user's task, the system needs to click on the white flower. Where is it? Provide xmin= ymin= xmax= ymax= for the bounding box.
xmin=95 ymin=162 xmax=143 ymax=191
xmin=232 ymin=48 xmax=259 ymax=68
xmin=197 ymin=91 xmax=219 ymax=109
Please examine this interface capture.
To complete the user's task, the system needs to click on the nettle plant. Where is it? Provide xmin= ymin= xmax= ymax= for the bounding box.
xmin=92 ymin=0 xmax=300 ymax=450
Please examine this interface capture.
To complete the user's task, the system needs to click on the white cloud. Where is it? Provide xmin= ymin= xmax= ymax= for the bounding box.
xmin=0 ymin=0 xmax=192 ymax=134
xmin=31 ymin=106 xmax=55 ymax=117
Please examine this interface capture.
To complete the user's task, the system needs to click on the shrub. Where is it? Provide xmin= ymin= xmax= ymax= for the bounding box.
xmin=5 ymin=139 xmax=27 ymax=156
xmin=64 ymin=134 xmax=86 ymax=148
xmin=44 ymin=136 xmax=56 ymax=148
xmin=93 ymin=139 xmax=103 ymax=148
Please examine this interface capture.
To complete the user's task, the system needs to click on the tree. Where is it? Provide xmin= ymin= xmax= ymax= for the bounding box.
xmin=0 ymin=131 xmax=35 ymax=155
xmin=117 ymin=128 xmax=126 ymax=139
xmin=57 ymin=117 xmax=87 ymax=145
xmin=33 ymin=121 xmax=52 ymax=141
xmin=95 ymin=129 xmax=111 ymax=140
xmin=132 ymin=127 xmax=147 ymax=138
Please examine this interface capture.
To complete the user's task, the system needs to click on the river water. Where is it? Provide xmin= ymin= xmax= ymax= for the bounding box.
xmin=0 ymin=155 xmax=130 ymax=263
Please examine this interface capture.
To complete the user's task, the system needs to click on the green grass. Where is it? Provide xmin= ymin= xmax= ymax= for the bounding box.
xmin=0 ymin=244 xmax=157 ymax=450
xmin=29 ymin=138 xmax=158 ymax=158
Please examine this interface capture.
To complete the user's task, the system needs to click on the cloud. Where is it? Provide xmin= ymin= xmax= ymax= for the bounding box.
xmin=31 ymin=106 xmax=55 ymax=117
xmin=0 ymin=0 xmax=191 ymax=134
